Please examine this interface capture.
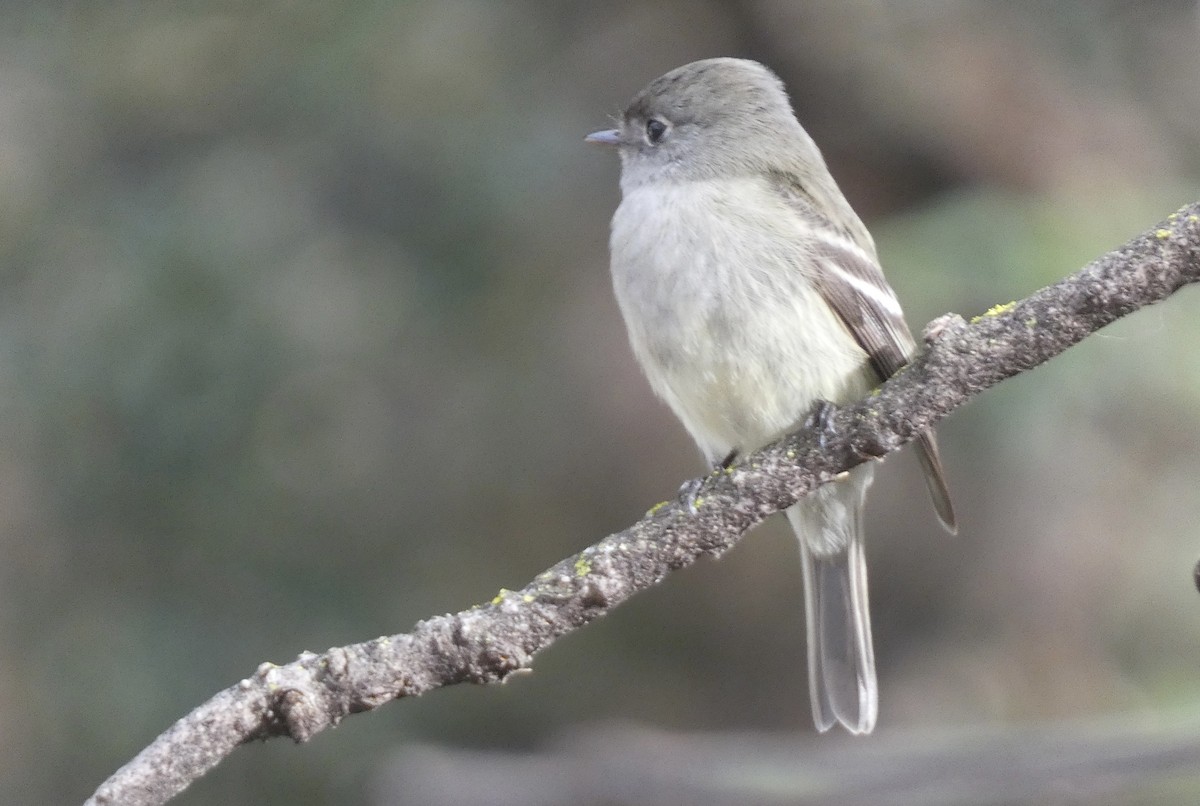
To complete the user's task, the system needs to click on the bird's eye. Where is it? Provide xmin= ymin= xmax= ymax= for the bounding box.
xmin=645 ymin=118 xmax=669 ymax=145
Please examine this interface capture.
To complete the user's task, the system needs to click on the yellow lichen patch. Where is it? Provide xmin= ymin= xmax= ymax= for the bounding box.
xmin=970 ymin=301 xmax=1016 ymax=323
xmin=647 ymin=500 xmax=669 ymax=516
xmin=491 ymin=588 xmax=511 ymax=605
xmin=574 ymin=556 xmax=591 ymax=576
xmin=1156 ymin=228 xmax=1171 ymax=239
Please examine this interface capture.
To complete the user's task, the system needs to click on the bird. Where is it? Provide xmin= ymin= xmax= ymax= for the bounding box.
xmin=587 ymin=57 xmax=956 ymax=734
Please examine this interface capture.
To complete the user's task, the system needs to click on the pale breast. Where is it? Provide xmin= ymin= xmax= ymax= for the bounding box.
xmin=609 ymin=177 xmax=872 ymax=460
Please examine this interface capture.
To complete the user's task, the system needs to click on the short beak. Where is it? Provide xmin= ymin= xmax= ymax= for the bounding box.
xmin=585 ymin=129 xmax=621 ymax=147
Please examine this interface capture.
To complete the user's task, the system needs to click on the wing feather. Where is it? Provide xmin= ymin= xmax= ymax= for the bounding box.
xmin=769 ymin=171 xmax=957 ymax=532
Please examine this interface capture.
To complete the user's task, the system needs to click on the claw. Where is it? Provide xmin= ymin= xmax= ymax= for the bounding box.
xmin=677 ymin=477 xmax=705 ymax=514
xmin=677 ymin=448 xmax=740 ymax=515
xmin=804 ymin=399 xmax=838 ymax=450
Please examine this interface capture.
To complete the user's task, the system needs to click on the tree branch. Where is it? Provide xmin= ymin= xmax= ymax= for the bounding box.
xmin=85 ymin=203 xmax=1200 ymax=806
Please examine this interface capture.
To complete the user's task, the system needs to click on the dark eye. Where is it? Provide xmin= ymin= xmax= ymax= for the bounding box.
xmin=645 ymin=118 xmax=668 ymax=145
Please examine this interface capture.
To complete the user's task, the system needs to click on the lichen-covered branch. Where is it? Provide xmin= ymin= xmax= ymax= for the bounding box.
xmin=85 ymin=203 xmax=1200 ymax=806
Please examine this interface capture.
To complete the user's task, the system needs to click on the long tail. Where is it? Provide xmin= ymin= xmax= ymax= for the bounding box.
xmin=788 ymin=470 xmax=876 ymax=734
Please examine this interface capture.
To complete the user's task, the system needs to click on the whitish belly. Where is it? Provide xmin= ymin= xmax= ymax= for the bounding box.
xmin=610 ymin=179 xmax=873 ymax=461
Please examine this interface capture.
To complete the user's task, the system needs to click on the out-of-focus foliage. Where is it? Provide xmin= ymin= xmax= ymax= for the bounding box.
xmin=2 ymin=1 xmax=1199 ymax=803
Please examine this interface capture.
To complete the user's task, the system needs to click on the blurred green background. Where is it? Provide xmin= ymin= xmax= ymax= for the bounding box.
xmin=4 ymin=1 xmax=1200 ymax=803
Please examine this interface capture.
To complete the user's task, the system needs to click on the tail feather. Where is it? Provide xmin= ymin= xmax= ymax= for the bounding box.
xmin=799 ymin=528 xmax=877 ymax=734
xmin=789 ymin=470 xmax=877 ymax=735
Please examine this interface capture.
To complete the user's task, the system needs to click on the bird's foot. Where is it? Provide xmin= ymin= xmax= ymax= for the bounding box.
xmin=677 ymin=477 xmax=705 ymax=514
xmin=716 ymin=448 xmax=739 ymax=471
xmin=804 ymin=399 xmax=838 ymax=450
